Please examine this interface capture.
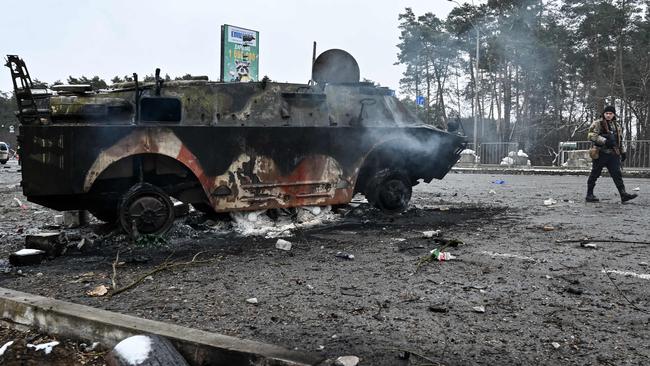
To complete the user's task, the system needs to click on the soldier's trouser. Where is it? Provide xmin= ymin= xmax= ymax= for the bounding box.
xmin=587 ymin=152 xmax=625 ymax=195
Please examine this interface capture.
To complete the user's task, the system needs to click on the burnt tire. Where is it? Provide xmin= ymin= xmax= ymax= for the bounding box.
xmin=119 ymin=183 xmax=175 ymax=236
xmin=365 ymin=169 xmax=412 ymax=214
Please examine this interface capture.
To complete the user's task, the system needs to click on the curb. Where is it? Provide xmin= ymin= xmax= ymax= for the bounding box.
xmin=452 ymin=166 xmax=650 ymax=178
xmin=0 ymin=287 xmax=323 ymax=366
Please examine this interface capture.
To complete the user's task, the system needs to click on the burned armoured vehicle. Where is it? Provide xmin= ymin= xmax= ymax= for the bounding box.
xmin=5 ymin=50 xmax=465 ymax=235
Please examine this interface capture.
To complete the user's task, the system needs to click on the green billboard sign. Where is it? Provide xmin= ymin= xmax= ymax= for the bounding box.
xmin=220 ymin=24 xmax=259 ymax=82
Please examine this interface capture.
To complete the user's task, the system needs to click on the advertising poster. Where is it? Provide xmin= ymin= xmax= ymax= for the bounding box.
xmin=220 ymin=24 xmax=259 ymax=82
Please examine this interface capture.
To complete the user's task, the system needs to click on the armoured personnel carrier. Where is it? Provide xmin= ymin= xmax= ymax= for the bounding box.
xmin=5 ymin=50 xmax=465 ymax=235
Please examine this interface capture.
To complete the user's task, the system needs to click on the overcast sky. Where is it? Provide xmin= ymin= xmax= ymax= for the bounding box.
xmin=1 ymin=0 xmax=458 ymax=95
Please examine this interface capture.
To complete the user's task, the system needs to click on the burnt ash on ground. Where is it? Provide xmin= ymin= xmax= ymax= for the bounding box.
xmin=1 ymin=166 xmax=649 ymax=366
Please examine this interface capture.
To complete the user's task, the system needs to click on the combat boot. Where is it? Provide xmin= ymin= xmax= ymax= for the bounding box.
xmin=620 ymin=191 xmax=638 ymax=203
xmin=586 ymin=183 xmax=598 ymax=202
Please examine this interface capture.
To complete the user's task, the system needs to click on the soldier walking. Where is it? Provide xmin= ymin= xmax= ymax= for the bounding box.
xmin=586 ymin=105 xmax=637 ymax=203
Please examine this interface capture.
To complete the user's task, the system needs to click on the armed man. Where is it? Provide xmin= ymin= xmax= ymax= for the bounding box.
xmin=585 ymin=105 xmax=637 ymax=203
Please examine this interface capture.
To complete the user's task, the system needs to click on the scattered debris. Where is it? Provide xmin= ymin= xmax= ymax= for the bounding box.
xmin=87 ymin=284 xmax=109 ymax=297
xmin=492 ymin=179 xmax=506 ymax=184
xmin=397 ymin=350 xmax=410 ymax=360
xmin=543 ymin=198 xmax=557 ymax=206
xmin=433 ymin=238 xmax=464 ymax=247
xmin=581 ymin=243 xmax=598 ymax=249
xmin=481 ymin=251 xmax=536 ymax=262
xmin=566 ymin=287 xmax=584 ymax=295
xmin=0 ymin=341 xmax=14 ymax=356
xmin=335 ymin=251 xmax=355 ymax=260
xmin=63 ymin=210 xmax=89 ymax=228
xmin=26 ymin=341 xmax=60 ymax=355
xmin=556 ymin=238 xmax=650 ymax=245
xmin=13 ymin=197 xmax=27 ymax=209
xmin=488 ymin=189 xmax=496 ymax=195
xmin=9 ymin=248 xmax=46 ymax=266
xmin=430 ymin=249 xmax=455 ymax=261
xmin=633 ymin=187 xmax=640 ymax=191
xmin=601 ymin=269 xmax=650 ymax=280
xmin=75 ymin=236 xmax=96 ymax=252
xmin=173 ymin=202 xmax=190 ymax=217
xmin=335 ymin=355 xmax=360 ymax=366
xmin=229 ymin=206 xmax=339 ymax=238
xmin=542 ymin=225 xmax=555 ymax=231
xmin=472 ymin=306 xmax=486 ymax=313
xmin=275 ymin=239 xmax=292 ymax=251
xmin=246 ymin=297 xmax=259 ymax=304
xmin=428 ymin=304 xmax=448 ymax=313
xmin=551 ymin=342 xmax=561 ymax=349
xmin=639 ymin=262 xmax=648 ymax=267
xmin=422 ymin=230 xmax=441 ymax=238
xmin=81 ymin=342 xmax=101 ymax=352
xmin=111 ymin=252 xmax=217 ymax=297
xmin=25 ymin=232 xmax=67 ymax=257
xmin=53 ymin=214 xmax=64 ymax=226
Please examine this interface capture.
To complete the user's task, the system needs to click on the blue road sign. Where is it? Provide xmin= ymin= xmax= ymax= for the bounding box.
xmin=416 ymin=96 xmax=425 ymax=106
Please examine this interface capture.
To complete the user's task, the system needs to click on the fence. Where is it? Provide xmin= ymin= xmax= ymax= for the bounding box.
xmin=558 ymin=140 xmax=650 ymax=168
xmin=465 ymin=142 xmax=520 ymax=165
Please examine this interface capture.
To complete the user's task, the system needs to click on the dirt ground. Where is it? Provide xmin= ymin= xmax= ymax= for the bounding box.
xmin=1 ymin=159 xmax=649 ymax=366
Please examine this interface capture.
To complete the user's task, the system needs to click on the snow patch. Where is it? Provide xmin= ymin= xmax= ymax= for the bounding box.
xmin=231 ymin=206 xmax=339 ymax=238
xmin=27 ymin=341 xmax=60 ymax=355
xmin=0 ymin=341 xmax=14 ymax=356
xmin=14 ymin=249 xmax=45 ymax=256
xmin=602 ymin=269 xmax=650 ymax=280
xmin=480 ymin=251 xmax=536 ymax=262
xmin=114 ymin=335 xmax=152 ymax=365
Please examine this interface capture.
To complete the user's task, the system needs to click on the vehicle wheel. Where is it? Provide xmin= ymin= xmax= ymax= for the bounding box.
xmin=119 ymin=183 xmax=175 ymax=236
xmin=365 ymin=169 xmax=412 ymax=213
xmin=0 ymin=159 xmax=7 ymax=164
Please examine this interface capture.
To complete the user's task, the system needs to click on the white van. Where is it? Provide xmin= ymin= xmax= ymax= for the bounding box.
xmin=0 ymin=142 xmax=8 ymax=164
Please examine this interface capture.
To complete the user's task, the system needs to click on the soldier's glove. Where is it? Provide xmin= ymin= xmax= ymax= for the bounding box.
xmin=605 ymin=133 xmax=616 ymax=148
xmin=621 ymin=152 xmax=627 ymax=162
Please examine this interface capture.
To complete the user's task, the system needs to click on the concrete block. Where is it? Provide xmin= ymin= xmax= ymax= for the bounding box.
xmin=9 ymin=249 xmax=46 ymax=266
xmin=63 ymin=210 xmax=89 ymax=228
xmin=25 ymin=232 xmax=67 ymax=257
xmin=0 ymin=287 xmax=323 ymax=366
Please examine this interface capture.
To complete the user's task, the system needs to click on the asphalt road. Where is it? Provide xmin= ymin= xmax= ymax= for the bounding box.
xmin=0 ymin=168 xmax=649 ymax=366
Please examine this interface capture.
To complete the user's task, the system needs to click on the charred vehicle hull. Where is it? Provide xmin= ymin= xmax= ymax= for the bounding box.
xmin=7 ymin=51 xmax=465 ymax=235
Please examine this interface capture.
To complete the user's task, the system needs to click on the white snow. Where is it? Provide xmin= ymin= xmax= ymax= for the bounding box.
xmin=14 ymin=248 xmax=45 ymax=256
xmin=461 ymin=149 xmax=476 ymax=155
xmin=26 ymin=341 xmax=60 ymax=355
xmin=602 ymin=269 xmax=650 ymax=280
xmin=422 ymin=230 xmax=441 ymax=238
xmin=480 ymin=251 xmax=536 ymax=262
xmin=543 ymin=198 xmax=557 ymax=206
xmin=231 ymin=206 xmax=339 ymax=238
xmin=500 ymin=156 xmax=515 ymax=165
xmin=0 ymin=341 xmax=14 ymax=356
xmin=113 ymin=335 xmax=152 ymax=365
xmin=517 ymin=149 xmax=529 ymax=158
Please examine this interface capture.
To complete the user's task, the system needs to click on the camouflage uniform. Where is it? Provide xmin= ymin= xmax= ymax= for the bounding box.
xmin=586 ymin=116 xmax=636 ymax=202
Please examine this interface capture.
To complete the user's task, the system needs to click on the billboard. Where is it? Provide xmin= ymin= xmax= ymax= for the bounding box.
xmin=220 ymin=24 xmax=259 ymax=82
